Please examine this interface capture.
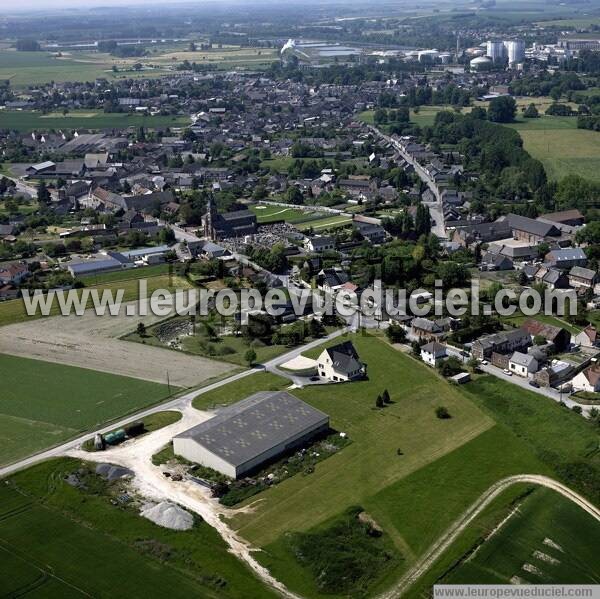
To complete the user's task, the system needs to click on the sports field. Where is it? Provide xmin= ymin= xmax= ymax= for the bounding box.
xmin=443 ymin=487 xmax=600 ymax=585
xmin=250 ymin=204 xmax=322 ymax=224
xmin=0 ymin=458 xmax=274 ymax=598
xmin=250 ymin=204 xmax=353 ymax=231
xmin=0 ymin=109 xmax=190 ymax=132
xmin=0 ymin=354 xmax=173 ymax=466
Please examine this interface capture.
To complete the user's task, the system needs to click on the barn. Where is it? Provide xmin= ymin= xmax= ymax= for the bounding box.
xmin=173 ymin=391 xmax=329 ymax=478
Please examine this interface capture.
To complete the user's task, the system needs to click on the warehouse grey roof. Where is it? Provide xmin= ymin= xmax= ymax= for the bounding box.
xmin=173 ymin=392 xmax=329 ymax=468
xmin=507 ymin=214 xmax=559 ymax=237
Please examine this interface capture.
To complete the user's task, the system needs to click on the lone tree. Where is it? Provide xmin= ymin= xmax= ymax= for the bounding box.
xmin=244 ymin=349 xmax=257 ymax=366
xmin=386 ymin=323 xmax=406 ymax=344
xmin=487 ymin=96 xmax=517 ymax=123
xmin=436 ymin=406 xmax=451 ymax=419
xmin=136 ymin=322 xmax=147 ymax=337
xmin=376 ymin=395 xmax=384 ymax=408
xmin=37 ymin=181 xmax=51 ymax=205
xmin=382 ymin=389 xmax=391 ymax=404
xmin=523 ymin=103 xmax=539 ymax=118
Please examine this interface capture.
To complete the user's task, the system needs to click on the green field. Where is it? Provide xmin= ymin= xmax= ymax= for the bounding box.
xmin=192 ymin=334 xmax=600 ymax=597
xmin=0 ymin=46 xmax=276 ymax=89
xmin=506 ymin=116 xmax=600 ymax=182
xmin=250 ymin=204 xmax=322 ymax=224
xmin=249 ymin=204 xmax=352 ymax=231
xmin=443 ymin=487 xmax=600 ymax=585
xmin=0 ymin=272 xmax=192 ymax=328
xmin=0 ymin=458 xmax=274 ymax=598
xmin=0 ymin=354 xmax=174 ymax=466
xmin=0 ymin=109 xmax=189 ymax=132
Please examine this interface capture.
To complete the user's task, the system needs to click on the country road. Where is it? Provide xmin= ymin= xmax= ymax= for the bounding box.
xmin=0 ymin=326 xmax=348 ymax=479
xmin=377 ymin=474 xmax=600 ymax=598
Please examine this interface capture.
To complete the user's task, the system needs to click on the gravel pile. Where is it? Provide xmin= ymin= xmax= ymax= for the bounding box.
xmin=95 ymin=463 xmax=133 ymax=482
xmin=141 ymin=502 xmax=194 ymax=531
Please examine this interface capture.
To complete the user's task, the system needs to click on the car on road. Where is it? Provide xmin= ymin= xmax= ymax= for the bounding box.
xmin=529 ymin=380 xmax=540 ymax=388
xmin=503 ymin=369 xmax=512 ymax=376
xmin=480 ymin=360 xmax=488 ymax=365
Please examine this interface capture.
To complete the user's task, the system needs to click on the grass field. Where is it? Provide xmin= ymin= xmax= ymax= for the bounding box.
xmin=0 ymin=109 xmax=189 ymax=132
xmin=260 ymin=157 xmax=296 ymax=173
xmin=0 ymin=458 xmax=274 ymax=598
xmin=194 ymin=333 xmax=600 ymax=597
xmin=249 ymin=204 xmax=352 ymax=231
xmin=0 ymin=354 xmax=174 ymax=466
xmin=0 ymin=46 xmax=276 ymax=89
xmin=249 ymin=204 xmax=322 ymax=224
xmin=0 ymin=272 xmax=192 ymax=328
xmin=443 ymin=487 xmax=600 ymax=585
xmin=506 ymin=115 xmax=600 ymax=182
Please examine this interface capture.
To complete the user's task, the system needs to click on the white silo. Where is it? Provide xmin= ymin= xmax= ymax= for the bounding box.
xmin=486 ymin=40 xmax=505 ymax=61
xmin=504 ymin=40 xmax=525 ymax=65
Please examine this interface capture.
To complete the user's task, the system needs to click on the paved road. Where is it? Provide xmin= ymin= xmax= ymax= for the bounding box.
xmin=0 ymin=328 xmax=348 ymax=480
xmin=366 ymin=123 xmax=446 ymax=240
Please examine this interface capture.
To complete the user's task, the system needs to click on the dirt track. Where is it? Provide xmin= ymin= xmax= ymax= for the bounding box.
xmin=0 ymin=299 xmax=235 ymax=388
xmin=378 ymin=474 xmax=600 ymax=598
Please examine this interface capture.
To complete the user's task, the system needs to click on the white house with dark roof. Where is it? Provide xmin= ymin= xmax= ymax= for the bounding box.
xmin=316 ymin=340 xmax=365 ymax=382
xmin=420 ymin=341 xmax=447 ymax=367
xmin=508 ymin=351 xmax=539 ymax=377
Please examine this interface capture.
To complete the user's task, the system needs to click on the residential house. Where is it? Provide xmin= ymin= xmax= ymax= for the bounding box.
xmin=472 ymin=329 xmax=531 ymax=360
xmin=316 ymin=341 xmax=365 ymax=382
xmin=480 ymin=251 xmax=513 ymax=271
xmin=506 ymin=214 xmax=560 ymax=244
xmin=574 ymin=325 xmax=599 ymax=348
xmin=0 ymin=262 xmax=29 ymax=286
xmin=537 ymin=209 xmax=584 ymax=227
xmin=572 ymin=363 xmax=600 ymax=393
xmin=452 ymin=221 xmax=511 ymax=248
xmin=317 ymin=268 xmax=349 ymax=293
xmin=421 ymin=341 xmax=447 ymax=367
xmin=305 ymin=235 xmax=335 ymax=253
xmin=568 ymin=266 xmax=598 ymax=291
xmin=411 ymin=317 xmax=444 ymax=342
xmin=508 ymin=351 xmax=539 ymax=377
xmin=354 ymin=221 xmax=387 ymax=244
xmin=544 ymin=248 xmax=587 ymax=270
xmin=520 ymin=319 xmax=571 ymax=352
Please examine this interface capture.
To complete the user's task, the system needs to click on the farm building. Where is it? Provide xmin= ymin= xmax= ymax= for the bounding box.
xmin=173 ymin=391 xmax=329 ymax=478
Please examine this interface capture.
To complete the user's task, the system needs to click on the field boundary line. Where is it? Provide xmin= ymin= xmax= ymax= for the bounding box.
xmin=378 ymin=474 xmax=600 ymax=598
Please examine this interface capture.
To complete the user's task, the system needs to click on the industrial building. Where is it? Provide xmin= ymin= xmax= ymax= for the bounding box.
xmin=505 ymin=40 xmax=525 ymax=65
xmin=486 ymin=40 xmax=506 ymax=61
xmin=173 ymin=392 xmax=330 ymax=478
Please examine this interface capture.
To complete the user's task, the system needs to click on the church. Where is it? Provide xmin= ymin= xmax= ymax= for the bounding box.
xmin=202 ymin=198 xmax=257 ymax=241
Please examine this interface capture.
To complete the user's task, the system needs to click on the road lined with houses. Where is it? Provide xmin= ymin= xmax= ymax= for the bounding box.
xmin=366 ymin=123 xmax=447 ymax=239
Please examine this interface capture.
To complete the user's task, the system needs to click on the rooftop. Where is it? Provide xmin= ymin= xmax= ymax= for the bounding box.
xmin=173 ymin=391 xmax=329 ymax=469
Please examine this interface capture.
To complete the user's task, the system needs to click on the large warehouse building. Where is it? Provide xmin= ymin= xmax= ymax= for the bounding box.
xmin=173 ymin=391 xmax=330 ymax=478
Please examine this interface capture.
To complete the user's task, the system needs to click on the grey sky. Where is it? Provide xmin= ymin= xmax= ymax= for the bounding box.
xmin=1 ymin=0 xmax=212 ymax=11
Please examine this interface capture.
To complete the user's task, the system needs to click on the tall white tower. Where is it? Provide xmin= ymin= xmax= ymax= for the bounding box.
xmin=504 ymin=40 xmax=525 ymax=65
xmin=486 ymin=40 xmax=506 ymax=61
